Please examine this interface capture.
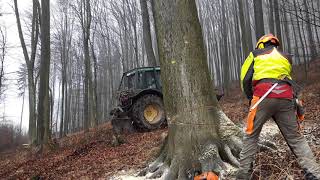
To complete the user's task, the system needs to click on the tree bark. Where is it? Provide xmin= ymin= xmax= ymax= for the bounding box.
xmin=140 ymin=0 xmax=157 ymax=66
xmin=293 ymin=0 xmax=308 ymax=79
xmin=13 ymin=0 xmax=39 ymax=144
xmin=253 ymin=0 xmax=265 ymax=40
xmin=238 ymin=0 xmax=250 ymax=58
xmin=144 ymin=0 xmax=244 ymax=178
xmin=0 ymin=26 xmax=6 ymax=98
xmin=268 ymin=0 xmax=275 ymax=34
xmin=221 ymin=0 xmax=230 ymax=92
xmin=80 ymin=0 xmax=95 ymax=130
xmin=274 ymin=0 xmax=282 ymax=49
xmin=281 ymin=2 xmax=291 ymax=54
xmin=303 ymin=0 xmax=317 ymax=60
xmin=244 ymin=0 xmax=253 ymax=51
xmin=37 ymin=0 xmax=51 ymax=147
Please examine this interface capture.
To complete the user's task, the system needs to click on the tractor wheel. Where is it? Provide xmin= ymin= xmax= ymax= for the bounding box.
xmin=131 ymin=94 xmax=166 ymax=131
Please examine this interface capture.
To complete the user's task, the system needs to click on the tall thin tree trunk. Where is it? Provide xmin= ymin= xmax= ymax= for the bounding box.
xmin=238 ymin=0 xmax=250 ymax=58
xmin=82 ymin=0 xmax=94 ymax=131
xmin=253 ymin=0 xmax=265 ymax=40
xmin=311 ymin=0 xmax=320 ymax=49
xmin=37 ymin=0 xmax=51 ymax=146
xmin=303 ymin=0 xmax=317 ymax=60
xmin=274 ymin=0 xmax=282 ymax=49
xmin=56 ymin=81 xmax=61 ymax=137
xmin=244 ymin=0 xmax=253 ymax=50
xmin=268 ymin=0 xmax=275 ymax=34
xmin=140 ymin=0 xmax=157 ymax=66
xmin=289 ymin=8 xmax=300 ymax=65
xmin=60 ymin=73 xmax=65 ymax=137
xmin=20 ymin=87 xmax=26 ymax=134
xmin=294 ymin=0 xmax=307 ymax=79
xmin=14 ymin=0 xmax=39 ymax=145
xmin=281 ymin=3 xmax=291 ymax=54
xmin=221 ymin=0 xmax=229 ymax=92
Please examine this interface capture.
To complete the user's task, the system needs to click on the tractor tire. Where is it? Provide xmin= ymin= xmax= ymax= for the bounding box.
xmin=131 ymin=94 xmax=166 ymax=131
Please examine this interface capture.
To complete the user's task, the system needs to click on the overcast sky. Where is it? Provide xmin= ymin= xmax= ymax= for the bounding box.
xmin=0 ymin=0 xmax=34 ymax=131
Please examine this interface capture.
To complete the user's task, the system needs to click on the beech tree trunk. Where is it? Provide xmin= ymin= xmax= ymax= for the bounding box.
xmin=238 ymin=0 xmax=250 ymax=58
xmin=253 ymin=0 xmax=265 ymax=40
xmin=140 ymin=0 xmax=157 ymax=66
xmin=274 ymin=0 xmax=282 ymax=49
xmin=268 ymin=0 xmax=275 ymax=34
xmin=144 ymin=0 xmax=244 ymax=178
xmin=14 ymin=0 xmax=39 ymax=144
xmin=303 ymin=0 xmax=317 ymax=60
xmin=37 ymin=0 xmax=51 ymax=146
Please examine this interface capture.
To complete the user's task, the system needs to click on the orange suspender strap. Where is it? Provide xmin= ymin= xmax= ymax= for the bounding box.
xmin=246 ymin=96 xmax=260 ymax=135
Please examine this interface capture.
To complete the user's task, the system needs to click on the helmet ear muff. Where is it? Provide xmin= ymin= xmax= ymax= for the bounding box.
xmin=257 ymin=43 xmax=264 ymax=49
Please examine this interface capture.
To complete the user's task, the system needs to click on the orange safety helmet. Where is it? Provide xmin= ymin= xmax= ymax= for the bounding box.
xmin=256 ymin=34 xmax=280 ymax=49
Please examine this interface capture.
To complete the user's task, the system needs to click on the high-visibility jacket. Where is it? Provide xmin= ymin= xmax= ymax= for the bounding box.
xmin=240 ymin=46 xmax=292 ymax=99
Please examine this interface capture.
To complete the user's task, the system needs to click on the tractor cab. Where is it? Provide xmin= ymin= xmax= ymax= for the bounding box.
xmin=118 ymin=67 xmax=161 ymax=92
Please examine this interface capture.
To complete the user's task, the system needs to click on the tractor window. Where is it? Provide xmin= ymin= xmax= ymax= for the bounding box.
xmin=138 ymin=70 xmax=156 ymax=89
xmin=127 ymin=73 xmax=135 ymax=89
xmin=120 ymin=72 xmax=136 ymax=90
xmin=119 ymin=76 xmax=125 ymax=90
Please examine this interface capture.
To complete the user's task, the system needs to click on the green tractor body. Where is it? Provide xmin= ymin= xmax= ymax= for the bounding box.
xmin=110 ymin=67 xmax=165 ymax=133
xmin=110 ymin=66 xmax=224 ymax=134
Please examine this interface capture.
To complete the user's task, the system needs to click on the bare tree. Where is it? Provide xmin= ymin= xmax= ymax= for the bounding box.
xmin=0 ymin=26 xmax=6 ymax=98
xmin=82 ymin=0 xmax=96 ymax=129
xmin=13 ymin=0 xmax=40 ymax=144
xmin=37 ymin=0 xmax=51 ymax=147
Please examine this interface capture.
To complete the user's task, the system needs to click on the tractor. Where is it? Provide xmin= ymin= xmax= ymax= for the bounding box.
xmin=110 ymin=67 xmax=165 ymax=134
xmin=110 ymin=66 xmax=224 ymax=134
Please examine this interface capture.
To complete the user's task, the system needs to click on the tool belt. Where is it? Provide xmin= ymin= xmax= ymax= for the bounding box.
xmin=258 ymin=78 xmax=302 ymax=97
xmin=258 ymin=78 xmax=290 ymax=85
xmin=258 ymin=78 xmax=305 ymax=121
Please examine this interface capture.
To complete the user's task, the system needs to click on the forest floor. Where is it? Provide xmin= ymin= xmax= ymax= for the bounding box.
xmin=0 ymin=60 xmax=319 ymax=180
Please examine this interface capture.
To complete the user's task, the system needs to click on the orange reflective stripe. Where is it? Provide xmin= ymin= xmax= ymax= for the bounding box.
xmin=298 ymin=115 xmax=305 ymax=121
xmin=246 ymin=96 xmax=260 ymax=135
xmin=194 ymin=172 xmax=219 ymax=180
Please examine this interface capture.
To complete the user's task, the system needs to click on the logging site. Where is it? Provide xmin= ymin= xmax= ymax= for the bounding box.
xmin=0 ymin=0 xmax=320 ymax=179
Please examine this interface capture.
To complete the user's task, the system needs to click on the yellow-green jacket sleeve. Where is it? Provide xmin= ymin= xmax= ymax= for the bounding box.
xmin=240 ymin=52 xmax=254 ymax=99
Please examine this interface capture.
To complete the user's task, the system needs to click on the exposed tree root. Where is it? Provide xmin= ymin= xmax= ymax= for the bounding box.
xmin=138 ymin=110 xmax=277 ymax=179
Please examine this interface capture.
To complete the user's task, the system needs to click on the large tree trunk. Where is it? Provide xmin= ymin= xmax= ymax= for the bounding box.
xmin=144 ymin=0 xmax=244 ymax=178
